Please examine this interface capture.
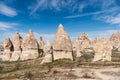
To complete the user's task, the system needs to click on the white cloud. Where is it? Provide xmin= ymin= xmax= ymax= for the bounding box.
xmin=0 ymin=3 xmax=17 ymax=17
xmin=64 ymin=7 xmax=118 ymax=19
xmin=29 ymin=0 xmax=85 ymax=15
xmin=97 ymin=14 xmax=120 ymax=25
xmin=71 ymin=29 xmax=120 ymax=41
xmin=0 ymin=22 xmax=18 ymax=31
xmin=64 ymin=10 xmax=105 ymax=18
xmin=87 ymin=30 xmax=120 ymax=40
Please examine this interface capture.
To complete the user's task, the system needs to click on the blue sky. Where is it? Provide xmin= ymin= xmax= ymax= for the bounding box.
xmin=0 ymin=0 xmax=120 ymax=42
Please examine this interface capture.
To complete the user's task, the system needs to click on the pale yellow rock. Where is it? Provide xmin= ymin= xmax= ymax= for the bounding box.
xmin=43 ymin=40 xmax=51 ymax=53
xmin=38 ymin=36 xmax=44 ymax=50
xmin=20 ymin=30 xmax=39 ymax=60
xmin=2 ymin=37 xmax=13 ymax=61
xmin=110 ymin=32 xmax=120 ymax=61
xmin=110 ymin=32 xmax=120 ymax=48
xmin=92 ymin=37 xmax=112 ymax=61
xmin=72 ymin=33 xmax=91 ymax=57
xmin=53 ymin=24 xmax=73 ymax=60
xmin=10 ymin=32 xmax=22 ymax=61
xmin=53 ymin=24 xmax=72 ymax=51
xmin=41 ymin=41 xmax=53 ymax=64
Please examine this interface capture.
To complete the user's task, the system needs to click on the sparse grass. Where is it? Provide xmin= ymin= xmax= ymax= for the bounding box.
xmin=0 ymin=58 xmax=120 ymax=79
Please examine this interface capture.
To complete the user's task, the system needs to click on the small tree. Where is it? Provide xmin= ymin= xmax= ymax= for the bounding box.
xmin=24 ymin=71 xmax=33 ymax=79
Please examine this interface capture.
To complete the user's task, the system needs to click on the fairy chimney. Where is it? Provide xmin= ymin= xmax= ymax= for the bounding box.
xmin=2 ymin=37 xmax=13 ymax=61
xmin=10 ymin=32 xmax=22 ymax=61
xmin=20 ymin=30 xmax=39 ymax=60
xmin=53 ymin=24 xmax=73 ymax=60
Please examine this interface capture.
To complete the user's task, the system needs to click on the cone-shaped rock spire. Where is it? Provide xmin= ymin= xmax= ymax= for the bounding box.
xmin=53 ymin=24 xmax=72 ymax=51
xmin=52 ymin=24 xmax=73 ymax=60
xmin=21 ymin=29 xmax=38 ymax=50
xmin=10 ymin=32 xmax=22 ymax=61
xmin=20 ymin=30 xmax=39 ymax=60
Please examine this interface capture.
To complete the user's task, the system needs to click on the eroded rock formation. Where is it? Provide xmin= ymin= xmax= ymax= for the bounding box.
xmin=53 ymin=24 xmax=73 ymax=60
xmin=73 ymin=33 xmax=92 ymax=58
xmin=1 ymin=24 xmax=120 ymax=62
xmin=41 ymin=41 xmax=53 ymax=64
xmin=2 ymin=37 xmax=13 ymax=61
xmin=92 ymin=37 xmax=112 ymax=61
xmin=110 ymin=32 xmax=120 ymax=61
xmin=10 ymin=32 xmax=22 ymax=61
xmin=20 ymin=30 xmax=39 ymax=60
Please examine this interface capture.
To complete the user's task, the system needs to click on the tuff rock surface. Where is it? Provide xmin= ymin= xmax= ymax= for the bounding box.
xmin=10 ymin=32 xmax=22 ymax=61
xmin=2 ymin=37 xmax=13 ymax=61
xmin=110 ymin=32 xmax=120 ymax=61
xmin=41 ymin=41 xmax=53 ymax=64
xmin=20 ymin=30 xmax=39 ymax=60
xmin=73 ymin=33 xmax=92 ymax=58
xmin=53 ymin=24 xmax=73 ymax=60
xmin=92 ymin=37 xmax=112 ymax=61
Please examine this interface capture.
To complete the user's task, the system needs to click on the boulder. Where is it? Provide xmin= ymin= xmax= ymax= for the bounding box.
xmin=41 ymin=42 xmax=53 ymax=64
xmin=53 ymin=24 xmax=73 ymax=60
xmin=72 ymin=33 xmax=92 ymax=58
xmin=2 ymin=37 xmax=13 ymax=61
xmin=92 ymin=37 xmax=112 ymax=62
xmin=10 ymin=32 xmax=22 ymax=61
xmin=43 ymin=40 xmax=51 ymax=54
xmin=20 ymin=30 xmax=39 ymax=60
xmin=110 ymin=32 xmax=120 ymax=48
xmin=110 ymin=32 xmax=120 ymax=61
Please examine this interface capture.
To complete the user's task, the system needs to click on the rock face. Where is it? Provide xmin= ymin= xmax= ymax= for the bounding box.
xmin=38 ymin=36 xmax=44 ymax=50
xmin=2 ymin=37 xmax=13 ymax=61
xmin=38 ymin=36 xmax=44 ymax=56
xmin=10 ymin=32 xmax=22 ymax=61
xmin=0 ymin=44 xmax=4 ymax=59
xmin=110 ymin=32 xmax=120 ymax=48
xmin=92 ymin=37 xmax=112 ymax=61
xmin=53 ymin=24 xmax=73 ymax=60
xmin=41 ymin=41 xmax=53 ymax=64
xmin=43 ymin=41 xmax=51 ymax=53
xmin=110 ymin=32 xmax=120 ymax=61
xmin=20 ymin=30 xmax=39 ymax=60
xmin=73 ymin=33 xmax=92 ymax=58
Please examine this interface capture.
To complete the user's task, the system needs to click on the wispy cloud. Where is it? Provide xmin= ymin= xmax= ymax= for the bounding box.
xmin=29 ymin=0 xmax=46 ymax=15
xmin=71 ymin=29 xmax=120 ymax=41
xmin=87 ymin=30 xmax=120 ymax=40
xmin=29 ymin=0 xmax=86 ymax=15
xmin=64 ymin=10 xmax=105 ymax=18
xmin=95 ymin=6 xmax=120 ymax=25
xmin=0 ymin=3 xmax=17 ymax=17
xmin=64 ymin=6 xmax=119 ymax=18
xmin=0 ymin=22 xmax=18 ymax=31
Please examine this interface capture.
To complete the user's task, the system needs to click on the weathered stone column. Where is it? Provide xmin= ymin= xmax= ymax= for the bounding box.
xmin=10 ymin=32 xmax=22 ymax=61
xmin=2 ymin=37 xmax=13 ymax=61
xmin=20 ymin=30 xmax=39 ymax=60
xmin=53 ymin=24 xmax=73 ymax=60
